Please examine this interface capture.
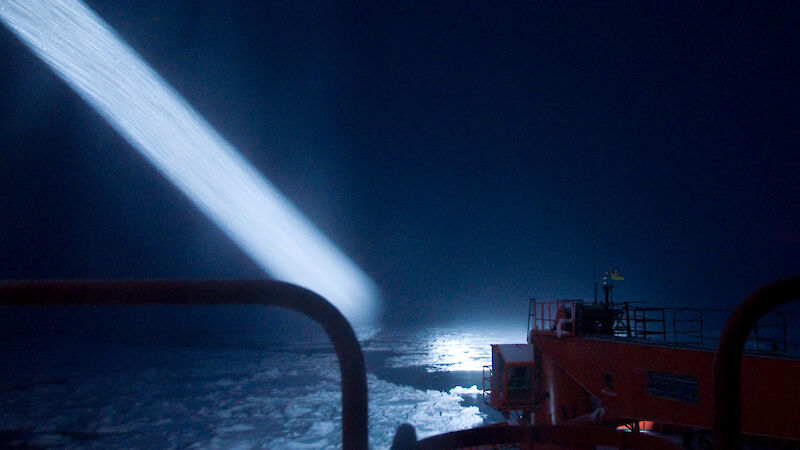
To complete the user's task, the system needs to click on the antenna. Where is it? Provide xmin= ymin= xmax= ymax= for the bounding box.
xmin=602 ymin=269 xmax=624 ymax=304
xmin=593 ymin=214 xmax=598 ymax=304
xmin=592 ymin=190 xmax=598 ymax=304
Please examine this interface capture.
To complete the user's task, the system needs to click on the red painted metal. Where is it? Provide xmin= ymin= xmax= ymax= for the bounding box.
xmin=534 ymin=334 xmax=800 ymax=440
xmin=531 ymin=300 xmax=577 ymax=339
xmin=537 ymin=351 xmax=595 ymax=426
xmin=713 ymin=276 xmax=800 ymax=450
xmin=484 ymin=343 xmax=543 ymax=413
xmin=0 ymin=279 xmax=369 ymax=450
xmin=413 ymin=424 xmax=681 ymax=449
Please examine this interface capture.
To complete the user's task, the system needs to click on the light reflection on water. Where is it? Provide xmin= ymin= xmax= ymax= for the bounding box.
xmin=426 ymin=332 xmax=494 ymax=371
xmin=365 ymin=325 xmax=525 ymax=372
xmin=1 ymin=323 xmax=524 ymax=448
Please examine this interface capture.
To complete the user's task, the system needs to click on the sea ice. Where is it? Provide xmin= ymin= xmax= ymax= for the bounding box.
xmin=1 ymin=329 xmax=492 ymax=448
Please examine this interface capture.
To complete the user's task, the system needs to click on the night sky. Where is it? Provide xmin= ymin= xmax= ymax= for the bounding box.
xmin=1 ymin=1 xmax=799 ymax=327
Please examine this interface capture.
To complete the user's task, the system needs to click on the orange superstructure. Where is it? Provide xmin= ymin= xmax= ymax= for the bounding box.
xmin=482 ymin=292 xmax=800 ymax=448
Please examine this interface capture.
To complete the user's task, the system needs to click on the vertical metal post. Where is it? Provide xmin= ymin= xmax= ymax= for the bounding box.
xmin=700 ymin=311 xmax=704 ymax=346
xmin=528 ymin=298 xmax=534 ymax=342
xmin=672 ymin=310 xmax=677 ymax=345
xmin=642 ymin=310 xmax=647 ymax=339
xmin=626 ymin=303 xmax=631 ymax=338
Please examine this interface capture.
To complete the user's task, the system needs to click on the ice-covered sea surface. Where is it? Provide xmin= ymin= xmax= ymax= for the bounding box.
xmin=0 ymin=323 xmax=524 ymax=448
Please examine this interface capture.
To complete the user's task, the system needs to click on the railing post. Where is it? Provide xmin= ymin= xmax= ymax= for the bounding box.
xmin=642 ymin=309 xmax=647 ymax=339
xmin=625 ymin=302 xmax=631 ymax=338
xmin=672 ymin=310 xmax=677 ymax=344
xmin=527 ymin=298 xmax=533 ymax=340
xmin=700 ymin=311 xmax=704 ymax=346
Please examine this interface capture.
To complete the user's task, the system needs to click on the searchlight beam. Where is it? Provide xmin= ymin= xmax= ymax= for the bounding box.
xmin=0 ymin=0 xmax=378 ymax=324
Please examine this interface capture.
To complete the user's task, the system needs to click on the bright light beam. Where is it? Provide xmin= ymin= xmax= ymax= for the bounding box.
xmin=0 ymin=0 xmax=379 ymax=324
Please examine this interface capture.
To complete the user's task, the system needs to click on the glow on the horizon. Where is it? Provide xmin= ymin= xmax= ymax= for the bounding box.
xmin=0 ymin=0 xmax=378 ymax=324
xmin=427 ymin=333 xmax=491 ymax=371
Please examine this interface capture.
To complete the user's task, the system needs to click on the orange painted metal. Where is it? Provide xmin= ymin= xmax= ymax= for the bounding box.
xmin=530 ymin=300 xmax=577 ymax=339
xmin=414 ymin=424 xmax=681 ymax=450
xmin=534 ymin=334 xmax=800 ymax=441
xmin=537 ymin=351 xmax=594 ymax=426
xmin=485 ymin=344 xmax=537 ymax=411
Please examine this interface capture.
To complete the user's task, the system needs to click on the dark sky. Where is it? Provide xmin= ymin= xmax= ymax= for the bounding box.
xmin=1 ymin=1 xmax=799 ymax=326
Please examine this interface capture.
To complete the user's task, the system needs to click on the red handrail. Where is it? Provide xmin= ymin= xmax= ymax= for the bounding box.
xmin=713 ymin=275 xmax=800 ymax=450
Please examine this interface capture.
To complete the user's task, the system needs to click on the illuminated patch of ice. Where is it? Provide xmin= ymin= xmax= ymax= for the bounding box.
xmin=355 ymin=326 xmax=382 ymax=342
xmin=308 ymin=421 xmax=335 ymax=436
xmin=285 ymin=403 xmax=314 ymax=418
xmin=369 ymin=376 xmax=484 ymax=443
xmin=449 ymin=385 xmax=482 ymax=396
xmin=373 ymin=327 xmax=524 ymax=372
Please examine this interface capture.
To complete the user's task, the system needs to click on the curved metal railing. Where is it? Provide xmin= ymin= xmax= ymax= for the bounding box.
xmin=713 ymin=275 xmax=800 ymax=450
xmin=0 ymin=279 xmax=368 ymax=450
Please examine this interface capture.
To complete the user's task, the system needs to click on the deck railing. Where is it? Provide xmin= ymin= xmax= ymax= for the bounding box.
xmin=0 ymin=280 xmax=368 ymax=450
xmin=528 ymin=297 xmax=800 ymax=356
xmin=528 ymin=299 xmax=578 ymax=340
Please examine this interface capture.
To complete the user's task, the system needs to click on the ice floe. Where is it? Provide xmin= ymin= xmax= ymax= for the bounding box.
xmin=1 ymin=344 xmax=484 ymax=449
